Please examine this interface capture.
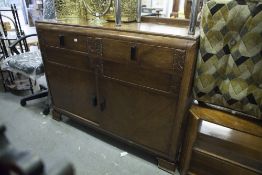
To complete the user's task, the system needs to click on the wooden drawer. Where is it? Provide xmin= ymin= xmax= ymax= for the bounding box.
xmin=137 ymin=43 xmax=176 ymax=72
xmin=102 ymin=38 xmax=181 ymax=72
xmin=45 ymin=47 xmax=92 ymax=71
xmin=190 ymin=149 xmax=258 ymax=175
xmin=102 ymin=38 xmax=131 ymax=63
xmin=43 ymin=30 xmax=87 ymax=52
xmin=102 ymin=38 xmax=185 ymax=93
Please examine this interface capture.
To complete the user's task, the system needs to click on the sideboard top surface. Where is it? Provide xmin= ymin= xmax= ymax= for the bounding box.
xmin=36 ymin=18 xmax=199 ymax=40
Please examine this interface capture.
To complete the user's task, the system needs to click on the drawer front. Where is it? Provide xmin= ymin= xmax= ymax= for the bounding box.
xmin=190 ymin=150 xmax=259 ymax=175
xmin=102 ymin=38 xmax=131 ymax=63
xmin=102 ymin=38 xmax=186 ymax=93
xmin=137 ymin=44 xmax=175 ymax=71
xmin=44 ymin=30 xmax=87 ymax=52
xmin=45 ymin=47 xmax=92 ymax=71
xmin=102 ymin=38 xmax=178 ymax=71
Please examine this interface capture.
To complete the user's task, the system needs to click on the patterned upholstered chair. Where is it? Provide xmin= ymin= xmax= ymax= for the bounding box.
xmin=193 ymin=0 xmax=261 ymax=119
xmin=0 ymin=34 xmax=50 ymax=115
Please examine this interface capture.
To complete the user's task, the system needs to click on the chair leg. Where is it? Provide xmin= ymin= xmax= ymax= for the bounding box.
xmin=28 ymin=78 xmax=34 ymax=94
xmin=43 ymin=92 xmax=51 ymax=115
xmin=8 ymin=72 xmax=14 ymax=83
xmin=20 ymin=90 xmax=48 ymax=106
xmin=0 ymin=70 xmax=7 ymax=91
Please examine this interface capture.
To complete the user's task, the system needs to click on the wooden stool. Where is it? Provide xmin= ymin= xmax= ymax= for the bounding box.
xmin=179 ymin=105 xmax=262 ymax=175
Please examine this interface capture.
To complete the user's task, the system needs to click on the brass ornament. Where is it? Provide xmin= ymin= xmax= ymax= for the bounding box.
xmin=105 ymin=0 xmax=137 ymax=22
xmin=82 ymin=0 xmax=112 ymax=17
xmin=54 ymin=0 xmax=81 ymax=18
xmin=54 ymin=0 xmax=137 ymax=22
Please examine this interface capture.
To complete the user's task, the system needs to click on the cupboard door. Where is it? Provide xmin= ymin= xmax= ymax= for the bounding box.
xmin=46 ymin=62 xmax=99 ymax=124
xmin=99 ymin=77 xmax=177 ymax=154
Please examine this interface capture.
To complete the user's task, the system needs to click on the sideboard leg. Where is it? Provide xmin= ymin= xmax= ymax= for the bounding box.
xmin=52 ymin=109 xmax=62 ymax=121
xmin=157 ymin=158 xmax=176 ymax=174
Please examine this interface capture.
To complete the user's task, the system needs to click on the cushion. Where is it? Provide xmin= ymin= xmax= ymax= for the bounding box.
xmin=1 ymin=51 xmax=44 ymax=79
xmin=193 ymin=0 xmax=262 ymax=119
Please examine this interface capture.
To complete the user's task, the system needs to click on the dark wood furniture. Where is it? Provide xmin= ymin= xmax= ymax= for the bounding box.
xmin=36 ymin=18 xmax=199 ymax=172
xmin=179 ymin=105 xmax=262 ymax=175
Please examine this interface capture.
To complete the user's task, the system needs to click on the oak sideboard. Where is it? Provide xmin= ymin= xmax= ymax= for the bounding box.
xmin=36 ymin=18 xmax=199 ymax=172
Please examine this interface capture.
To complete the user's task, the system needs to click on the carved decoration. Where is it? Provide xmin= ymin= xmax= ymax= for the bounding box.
xmin=170 ymin=49 xmax=186 ymax=93
xmin=173 ymin=49 xmax=186 ymax=73
xmin=82 ymin=0 xmax=112 ymax=17
xmin=87 ymin=37 xmax=103 ymax=56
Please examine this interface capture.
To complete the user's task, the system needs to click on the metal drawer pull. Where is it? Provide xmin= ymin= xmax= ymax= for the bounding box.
xmin=59 ymin=35 xmax=65 ymax=47
xmin=130 ymin=45 xmax=137 ymax=61
xmin=73 ymin=38 xmax=78 ymax=42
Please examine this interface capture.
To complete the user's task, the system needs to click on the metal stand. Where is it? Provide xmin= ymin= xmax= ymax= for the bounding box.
xmin=20 ymin=89 xmax=50 ymax=115
xmin=137 ymin=0 xmax=142 ymax=23
xmin=188 ymin=0 xmax=201 ymax=35
xmin=115 ymin=0 xmax=121 ymax=26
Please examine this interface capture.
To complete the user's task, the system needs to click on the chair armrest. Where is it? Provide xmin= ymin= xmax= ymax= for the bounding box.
xmin=9 ymin=34 xmax=38 ymax=54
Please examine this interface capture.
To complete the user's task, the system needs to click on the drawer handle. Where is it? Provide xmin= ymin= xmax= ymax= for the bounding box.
xmin=130 ymin=45 xmax=137 ymax=61
xmin=59 ymin=35 xmax=65 ymax=47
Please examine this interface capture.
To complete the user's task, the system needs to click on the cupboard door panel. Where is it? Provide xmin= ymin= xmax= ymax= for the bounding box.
xmin=100 ymin=78 xmax=176 ymax=153
xmin=46 ymin=62 xmax=72 ymax=111
xmin=46 ymin=62 xmax=99 ymax=124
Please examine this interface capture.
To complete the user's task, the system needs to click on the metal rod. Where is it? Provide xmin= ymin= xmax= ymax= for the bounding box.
xmin=14 ymin=4 xmax=23 ymax=36
xmin=11 ymin=4 xmax=20 ymax=37
xmin=137 ymin=0 xmax=142 ymax=23
xmin=0 ymin=14 xmax=16 ymax=28
xmin=0 ymin=68 xmax=7 ymax=92
xmin=115 ymin=0 xmax=121 ymax=26
xmin=188 ymin=0 xmax=201 ymax=35
xmin=0 ymin=9 xmax=16 ymax=12
xmin=0 ymin=38 xmax=8 ymax=57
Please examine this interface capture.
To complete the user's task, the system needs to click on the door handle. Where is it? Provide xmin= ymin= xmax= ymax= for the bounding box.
xmin=59 ymin=35 xmax=65 ymax=47
xmin=100 ymin=97 xmax=106 ymax=111
xmin=130 ymin=45 xmax=137 ymax=61
xmin=91 ymin=95 xmax=97 ymax=107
